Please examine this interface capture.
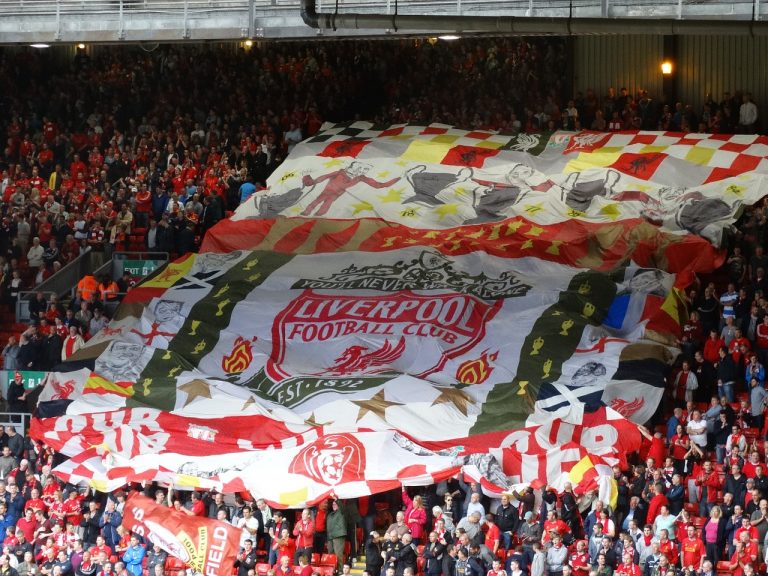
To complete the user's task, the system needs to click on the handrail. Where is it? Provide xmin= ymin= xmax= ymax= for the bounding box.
xmin=15 ymin=250 xmax=105 ymax=323
xmin=0 ymin=0 xmax=758 ymax=14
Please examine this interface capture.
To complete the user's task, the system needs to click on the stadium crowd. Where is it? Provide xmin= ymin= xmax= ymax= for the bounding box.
xmin=0 ymin=36 xmax=766 ymax=576
xmin=0 ymin=38 xmax=761 ymax=348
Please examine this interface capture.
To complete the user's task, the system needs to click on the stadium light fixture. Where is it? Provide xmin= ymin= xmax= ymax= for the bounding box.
xmin=661 ymin=60 xmax=673 ymax=75
xmin=77 ymin=43 xmax=86 ymax=49
xmin=244 ymin=39 xmax=254 ymax=48
xmin=30 ymin=43 xmax=50 ymax=49
xmin=439 ymin=35 xmax=460 ymax=40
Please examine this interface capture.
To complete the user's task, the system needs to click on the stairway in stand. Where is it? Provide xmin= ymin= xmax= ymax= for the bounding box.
xmin=350 ymin=554 xmax=366 ymax=576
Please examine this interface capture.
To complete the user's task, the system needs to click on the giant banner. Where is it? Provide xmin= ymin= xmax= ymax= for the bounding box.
xmin=34 ymin=123 xmax=753 ymax=506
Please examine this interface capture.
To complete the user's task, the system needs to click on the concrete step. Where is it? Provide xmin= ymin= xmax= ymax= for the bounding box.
xmin=350 ymin=555 xmax=367 ymax=575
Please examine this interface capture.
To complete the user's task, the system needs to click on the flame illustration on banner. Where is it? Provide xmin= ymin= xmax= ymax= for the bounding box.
xmin=456 ymin=350 xmax=498 ymax=385
xmin=328 ymin=336 xmax=406 ymax=375
xmin=221 ymin=336 xmax=257 ymax=374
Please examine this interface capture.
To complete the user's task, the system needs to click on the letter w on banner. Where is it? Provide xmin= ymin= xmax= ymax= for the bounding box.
xmin=123 ymin=494 xmax=240 ymax=575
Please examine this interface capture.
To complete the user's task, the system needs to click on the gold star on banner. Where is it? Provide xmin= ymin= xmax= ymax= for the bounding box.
xmin=526 ymin=225 xmax=544 ymax=237
xmin=599 ymin=204 xmax=621 ymax=220
xmin=352 ymin=389 xmax=403 ymax=422
xmin=635 ymin=183 xmax=653 ymax=192
xmin=289 ymin=206 xmax=303 ymax=215
xmin=379 ymin=188 xmax=403 ymax=203
xmin=546 ymin=241 xmax=563 ymax=255
xmin=521 ymin=239 xmax=534 ymax=250
xmin=324 ymin=158 xmax=344 ymax=168
xmin=381 ymin=237 xmax=399 ymax=248
xmin=454 ymin=187 xmax=468 ymax=197
xmin=431 ymin=386 xmax=474 ymax=416
xmin=351 ymin=201 xmax=374 ymax=215
xmin=435 ymin=203 xmax=459 ymax=220
xmin=466 ymin=229 xmax=485 ymax=239
xmin=524 ymin=203 xmax=544 ymax=215
xmin=395 ymin=158 xmax=410 ymax=167
xmin=377 ymin=170 xmax=391 ymax=178
xmin=304 ymin=412 xmax=331 ymax=427
xmin=506 ymin=220 xmax=524 ymax=235
xmin=422 ymin=230 xmax=440 ymax=239
xmin=179 ymin=379 xmax=212 ymax=407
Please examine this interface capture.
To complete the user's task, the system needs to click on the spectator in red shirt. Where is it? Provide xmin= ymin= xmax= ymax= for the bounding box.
xmin=614 ymin=552 xmax=640 ymax=576
xmin=728 ymin=540 xmax=753 ymax=576
xmin=292 ymin=508 xmax=314 ymax=565
xmin=542 ymin=510 xmax=570 ymax=543
xmin=180 ymin=492 xmax=206 ymax=517
xmin=569 ymin=539 xmax=590 ymax=576
xmin=679 ymin=524 xmax=705 ymax=570
xmin=704 ymin=329 xmax=725 ymax=364
xmin=483 ymin=514 xmax=501 ymax=557
xmin=645 ymin=482 xmax=668 ymax=526
xmin=15 ymin=509 xmax=35 ymax=543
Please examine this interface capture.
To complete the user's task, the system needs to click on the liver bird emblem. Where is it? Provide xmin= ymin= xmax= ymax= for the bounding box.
xmin=50 ymin=379 xmax=75 ymax=400
xmin=327 ymin=336 xmax=406 ymax=375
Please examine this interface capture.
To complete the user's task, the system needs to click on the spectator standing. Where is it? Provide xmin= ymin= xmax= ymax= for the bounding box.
xmin=739 ymin=93 xmax=759 ymax=134
xmin=326 ymin=500 xmax=347 ymax=573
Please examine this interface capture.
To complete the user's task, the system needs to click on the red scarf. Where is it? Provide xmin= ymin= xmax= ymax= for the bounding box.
xmin=643 ymin=534 xmax=653 ymax=546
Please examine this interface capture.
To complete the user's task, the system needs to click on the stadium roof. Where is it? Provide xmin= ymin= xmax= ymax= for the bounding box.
xmin=0 ymin=0 xmax=766 ymax=44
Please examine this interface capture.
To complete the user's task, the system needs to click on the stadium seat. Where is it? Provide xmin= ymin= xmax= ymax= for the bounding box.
xmin=256 ymin=563 xmax=270 ymax=576
xmin=311 ymin=553 xmax=321 ymax=566
xmin=417 ymin=545 xmax=425 ymax=556
xmin=320 ymin=554 xmax=338 ymax=568
xmin=496 ymin=549 xmax=507 ymax=562
xmin=716 ymin=561 xmax=731 ymax=576
xmin=416 ymin=557 xmax=426 ymax=575
xmin=319 ymin=567 xmax=335 ymax=576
